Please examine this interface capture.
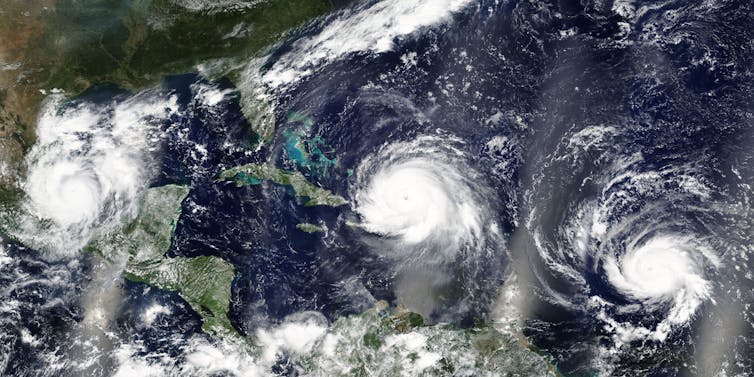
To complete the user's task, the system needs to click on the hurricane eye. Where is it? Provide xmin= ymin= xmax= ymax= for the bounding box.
xmin=353 ymin=137 xmax=487 ymax=249
xmin=18 ymin=94 xmax=177 ymax=255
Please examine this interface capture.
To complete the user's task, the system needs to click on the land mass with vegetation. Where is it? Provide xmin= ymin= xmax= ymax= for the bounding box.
xmin=88 ymin=184 xmax=237 ymax=337
xmin=0 ymin=0 xmax=335 ymax=188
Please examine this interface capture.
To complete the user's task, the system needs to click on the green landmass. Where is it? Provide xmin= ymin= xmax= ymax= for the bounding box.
xmin=0 ymin=0 xmax=335 ymax=185
xmin=1 ymin=4 xmax=561 ymax=373
xmin=89 ymin=184 xmax=237 ymax=337
xmin=219 ymin=163 xmax=349 ymax=207
xmin=42 ymin=0 xmax=332 ymax=88
xmin=296 ymin=223 xmax=326 ymax=233
xmin=68 ymin=182 xmax=556 ymax=374
xmin=39 ymin=0 xmax=333 ymax=142
xmin=297 ymin=303 xmax=558 ymax=376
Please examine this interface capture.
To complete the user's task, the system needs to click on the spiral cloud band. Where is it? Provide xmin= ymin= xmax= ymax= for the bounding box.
xmin=604 ymin=235 xmax=711 ymax=304
xmin=355 ymin=159 xmax=482 ymax=247
xmin=600 ymin=232 xmax=718 ymax=342
xmin=353 ymin=135 xmax=492 ymax=260
xmin=350 ymin=133 xmax=506 ymax=318
xmin=19 ymin=93 xmax=179 ymax=255
xmin=530 ymin=151 xmax=724 ymax=357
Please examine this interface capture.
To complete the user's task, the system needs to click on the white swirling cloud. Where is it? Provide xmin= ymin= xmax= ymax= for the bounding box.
xmin=19 ymin=92 xmax=179 ymax=255
xmin=263 ymin=0 xmax=475 ymax=88
xmin=352 ymin=135 xmax=490 ymax=259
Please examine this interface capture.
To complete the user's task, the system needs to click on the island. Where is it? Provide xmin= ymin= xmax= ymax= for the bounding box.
xmin=89 ymin=184 xmax=237 ymax=337
xmin=218 ymin=163 xmax=349 ymax=207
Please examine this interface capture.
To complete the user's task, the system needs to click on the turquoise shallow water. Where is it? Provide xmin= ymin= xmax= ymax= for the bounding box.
xmin=2 ymin=0 xmax=754 ymax=375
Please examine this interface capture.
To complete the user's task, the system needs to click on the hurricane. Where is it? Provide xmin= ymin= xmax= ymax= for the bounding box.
xmin=525 ymin=131 xmax=744 ymax=373
xmin=16 ymin=92 xmax=179 ymax=255
xmin=605 ymin=234 xmax=711 ymax=304
xmin=354 ymin=135 xmax=489 ymax=252
xmin=350 ymin=134 xmax=506 ymax=321
xmin=1 ymin=0 xmax=754 ymax=375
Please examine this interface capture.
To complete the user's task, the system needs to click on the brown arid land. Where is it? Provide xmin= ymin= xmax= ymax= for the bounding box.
xmin=0 ymin=0 xmax=55 ymax=187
